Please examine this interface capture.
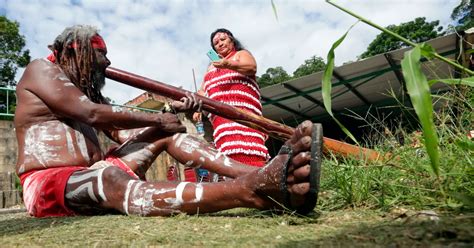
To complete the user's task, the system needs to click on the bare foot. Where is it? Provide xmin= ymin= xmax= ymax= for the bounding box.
xmin=240 ymin=120 xmax=323 ymax=214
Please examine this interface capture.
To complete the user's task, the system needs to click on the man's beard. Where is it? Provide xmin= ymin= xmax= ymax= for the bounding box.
xmin=92 ymin=69 xmax=106 ymax=91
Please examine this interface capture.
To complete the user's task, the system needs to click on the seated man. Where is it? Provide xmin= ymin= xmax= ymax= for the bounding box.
xmin=14 ymin=25 xmax=323 ymax=217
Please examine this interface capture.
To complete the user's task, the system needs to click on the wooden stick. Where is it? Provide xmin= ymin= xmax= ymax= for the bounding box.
xmin=105 ymin=67 xmax=384 ymax=161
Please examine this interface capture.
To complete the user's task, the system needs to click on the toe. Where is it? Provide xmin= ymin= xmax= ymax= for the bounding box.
xmin=293 ymin=165 xmax=310 ymax=182
xmin=289 ymin=121 xmax=313 ymax=144
xmin=292 ymin=136 xmax=312 ymax=154
xmin=285 ymin=164 xmax=309 ymax=183
xmin=288 ymin=152 xmax=311 ymax=171
xmin=290 ymin=182 xmax=310 ymax=195
xmin=297 ymin=121 xmax=313 ymax=137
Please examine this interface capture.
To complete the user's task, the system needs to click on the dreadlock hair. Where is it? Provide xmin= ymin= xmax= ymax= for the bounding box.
xmin=50 ymin=25 xmax=106 ymax=104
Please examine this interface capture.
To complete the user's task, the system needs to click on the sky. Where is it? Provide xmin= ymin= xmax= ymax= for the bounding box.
xmin=1 ymin=0 xmax=460 ymax=104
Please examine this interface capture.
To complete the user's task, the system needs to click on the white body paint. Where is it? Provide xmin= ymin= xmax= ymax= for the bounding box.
xmin=118 ymin=129 xmax=134 ymax=141
xmin=65 ymin=168 xmax=108 ymax=203
xmin=53 ymin=74 xmax=70 ymax=82
xmin=165 ymin=182 xmax=188 ymax=208
xmin=173 ymin=133 xmax=187 ymax=147
xmin=111 ymin=106 xmax=123 ymax=113
xmin=18 ymin=165 xmax=26 ymax=174
xmin=23 ymin=123 xmax=62 ymax=167
xmin=96 ymin=168 xmax=108 ymax=202
xmin=192 ymin=183 xmax=203 ymax=203
xmin=66 ymin=181 xmax=98 ymax=202
xmin=123 ymin=180 xmax=136 ymax=215
xmin=64 ymin=124 xmax=77 ymax=158
xmin=174 ymin=133 xmax=235 ymax=168
xmin=72 ymin=124 xmax=90 ymax=161
xmin=125 ymin=181 xmax=177 ymax=216
xmin=180 ymin=138 xmax=201 ymax=154
xmin=79 ymin=95 xmax=90 ymax=103
xmin=117 ymin=142 xmax=155 ymax=166
xmin=123 ymin=179 xmax=206 ymax=215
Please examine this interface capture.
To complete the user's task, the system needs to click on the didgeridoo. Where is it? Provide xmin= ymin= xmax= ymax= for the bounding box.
xmin=105 ymin=67 xmax=384 ymax=161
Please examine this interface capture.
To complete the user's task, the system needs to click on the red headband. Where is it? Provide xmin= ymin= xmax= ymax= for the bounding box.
xmin=70 ymin=35 xmax=107 ymax=49
xmin=47 ymin=35 xmax=107 ymax=63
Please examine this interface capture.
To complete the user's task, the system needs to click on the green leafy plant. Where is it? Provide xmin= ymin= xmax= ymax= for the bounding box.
xmin=321 ymin=22 xmax=359 ymax=144
xmin=400 ymin=46 xmax=440 ymax=175
xmin=325 ymin=0 xmax=474 ymax=175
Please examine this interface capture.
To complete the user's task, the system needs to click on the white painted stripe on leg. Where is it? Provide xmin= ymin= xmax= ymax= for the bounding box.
xmin=123 ymin=180 xmax=135 ymax=215
xmin=175 ymin=182 xmax=189 ymax=206
xmin=97 ymin=167 xmax=108 ymax=202
xmin=65 ymin=182 xmax=98 ymax=203
xmin=68 ymin=169 xmax=99 ymax=183
xmin=194 ymin=183 xmax=203 ymax=203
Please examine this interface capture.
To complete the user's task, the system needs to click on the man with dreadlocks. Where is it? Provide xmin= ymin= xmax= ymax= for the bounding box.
xmin=14 ymin=25 xmax=323 ymax=217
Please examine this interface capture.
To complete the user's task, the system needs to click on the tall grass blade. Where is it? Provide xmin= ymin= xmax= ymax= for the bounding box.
xmin=271 ymin=0 xmax=279 ymax=21
xmin=428 ymin=77 xmax=474 ymax=87
xmin=322 ymin=23 xmax=359 ymax=144
xmin=401 ymin=46 xmax=440 ymax=176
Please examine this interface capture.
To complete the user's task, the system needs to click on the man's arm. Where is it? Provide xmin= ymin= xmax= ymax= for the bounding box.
xmin=21 ymin=60 xmax=184 ymax=132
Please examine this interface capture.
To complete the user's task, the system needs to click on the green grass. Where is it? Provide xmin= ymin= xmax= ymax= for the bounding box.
xmin=1 ymin=209 xmax=472 ymax=246
xmin=318 ymin=88 xmax=473 ymax=212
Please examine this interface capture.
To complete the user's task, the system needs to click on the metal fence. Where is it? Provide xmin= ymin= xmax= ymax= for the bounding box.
xmin=0 ymin=87 xmax=15 ymax=117
xmin=0 ymin=86 xmax=160 ymax=117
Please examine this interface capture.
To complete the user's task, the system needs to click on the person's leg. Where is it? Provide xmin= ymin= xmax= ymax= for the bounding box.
xmin=64 ymin=165 xmax=261 ymax=216
xmin=64 ymin=121 xmax=320 ymax=216
xmin=109 ymin=127 xmax=256 ymax=179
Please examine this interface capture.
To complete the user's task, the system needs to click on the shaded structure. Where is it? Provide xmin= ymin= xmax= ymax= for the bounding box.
xmin=260 ymin=32 xmax=472 ymax=153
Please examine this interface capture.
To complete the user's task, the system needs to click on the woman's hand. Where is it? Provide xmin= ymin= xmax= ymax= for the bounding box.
xmin=212 ymin=59 xmax=232 ymax=69
xmin=212 ymin=50 xmax=256 ymax=76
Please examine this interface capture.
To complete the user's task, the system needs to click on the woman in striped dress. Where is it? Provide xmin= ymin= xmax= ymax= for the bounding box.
xmin=194 ymin=28 xmax=269 ymax=167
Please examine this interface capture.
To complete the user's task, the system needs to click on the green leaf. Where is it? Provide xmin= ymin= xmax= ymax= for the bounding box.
xmin=271 ymin=0 xmax=279 ymax=22
xmin=428 ymin=77 xmax=474 ymax=87
xmin=419 ymin=43 xmax=436 ymax=59
xmin=401 ymin=46 xmax=440 ymax=176
xmin=322 ymin=22 xmax=359 ymax=144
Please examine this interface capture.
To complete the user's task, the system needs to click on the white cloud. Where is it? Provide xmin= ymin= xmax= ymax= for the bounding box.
xmin=3 ymin=0 xmax=459 ymax=104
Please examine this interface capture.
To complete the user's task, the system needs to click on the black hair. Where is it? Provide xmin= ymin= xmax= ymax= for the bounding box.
xmin=210 ymin=28 xmax=244 ymax=51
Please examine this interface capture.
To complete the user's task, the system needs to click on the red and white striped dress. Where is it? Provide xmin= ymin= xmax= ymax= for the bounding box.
xmin=203 ymin=58 xmax=270 ymax=167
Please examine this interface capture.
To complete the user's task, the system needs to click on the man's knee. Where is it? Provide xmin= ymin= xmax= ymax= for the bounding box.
xmin=97 ymin=166 xmax=138 ymax=211
xmin=101 ymin=166 xmax=135 ymax=186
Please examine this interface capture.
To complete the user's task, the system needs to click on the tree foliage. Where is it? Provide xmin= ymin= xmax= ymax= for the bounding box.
xmin=451 ymin=0 xmax=473 ymax=30
xmin=257 ymin=56 xmax=326 ymax=88
xmin=257 ymin=66 xmax=291 ymax=88
xmin=1 ymin=16 xmax=30 ymax=116
xmin=0 ymin=16 xmax=30 ymax=87
xmin=292 ymin=55 xmax=326 ymax=78
xmin=359 ymin=17 xmax=444 ymax=59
